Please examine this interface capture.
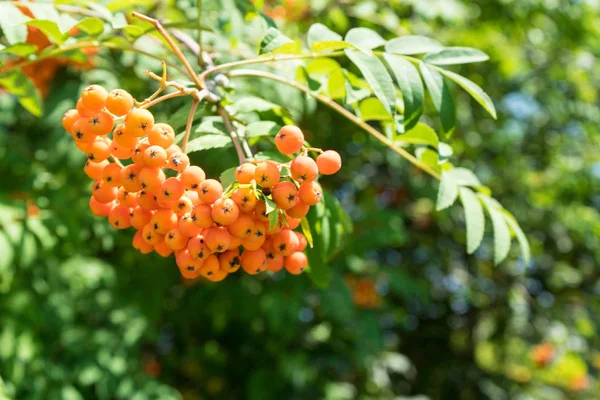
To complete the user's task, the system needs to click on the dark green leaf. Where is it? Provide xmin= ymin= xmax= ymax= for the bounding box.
xmin=439 ymin=69 xmax=497 ymax=119
xmin=424 ymin=47 xmax=489 ymax=65
xmin=383 ymin=53 xmax=423 ymax=129
xmin=0 ymin=70 xmax=43 ymax=116
xmin=459 ymin=187 xmax=485 ymax=254
xmin=385 ymin=35 xmax=444 ymax=55
xmin=419 ymin=62 xmax=455 ymax=135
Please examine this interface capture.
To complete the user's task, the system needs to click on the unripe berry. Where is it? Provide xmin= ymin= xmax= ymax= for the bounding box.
xmin=291 ymin=155 xmax=318 ymax=183
xmin=180 ymin=166 xmax=206 ymax=191
xmin=148 ymin=123 xmax=175 ymax=149
xmin=254 ymin=161 xmax=280 ymax=188
xmin=105 ymin=89 xmax=134 ymax=116
xmin=241 ymin=248 xmax=267 ymax=275
xmin=211 ymin=197 xmax=240 ymax=226
xmin=81 ymin=84 xmax=108 ymax=112
xmin=271 ymin=181 xmax=298 ymax=210
xmin=219 ymin=250 xmax=242 ymax=273
xmin=316 ymin=150 xmax=342 ymax=175
xmin=197 ymin=179 xmax=223 ymax=205
xmin=235 ymin=163 xmax=256 ymax=184
xmin=284 ymin=252 xmax=308 ymax=274
xmin=108 ymin=205 xmax=132 ymax=230
xmin=275 ymin=125 xmax=304 ymax=154
xmin=125 ymin=108 xmax=154 ymax=137
xmin=298 ymin=181 xmax=323 ymax=206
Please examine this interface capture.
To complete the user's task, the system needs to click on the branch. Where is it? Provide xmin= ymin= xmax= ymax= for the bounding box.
xmin=132 ymin=12 xmax=204 ymax=89
xmin=140 ymin=91 xmax=188 ymax=109
xmin=181 ymin=99 xmax=200 ymax=153
xmin=228 ymin=69 xmax=441 ymax=180
xmin=217 ymin=105 xmax=247 ymax=164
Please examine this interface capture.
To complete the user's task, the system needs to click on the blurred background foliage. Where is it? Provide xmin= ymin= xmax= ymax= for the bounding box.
xmin=1 ymin=0 xmax=599 ymax=399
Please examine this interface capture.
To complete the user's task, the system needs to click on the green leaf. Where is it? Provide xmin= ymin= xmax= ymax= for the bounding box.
xmin=415 ymin=148 xmax=439 ymax=170
xmin=436 ymin=170 xmax=459 ymax=211
xmin=423 ymin=47 xmax=489 ymax=65
xmin=76 ymin=17 xmax=105 ymax=36
xmin=328 ymin=68 xmax=346 ymax=99
xmin=446 ymin=167 xmax=481 ymax=186
xmin=26 ymin=20 xmax=65 ymax=44
xmin=264 ymin=197 xmax=277 ymax=215
xmin=268 ymin=209 xmax=279 ymax=230
xmin=439 ymin=69 xmax=497 ymax=119
xmin=0 ymin=43 xmax=38 ymax=56
xmin=343 ymin=71 xmax=371 ymax=104
xmin=231 ymin=96 xmax=281 ymax=114
xmin=419 ymin=62 xmax=455 ymax=135
xmin=245 ymin=121 xmax=281 ymax=138
xmin=345 ymin=27 xmax=386 ymax=52
xmin=312 ymin=41 xmax=355 ymax=52
xmin=503 ymin=211 xmax=531 ymax=266
xmin=307 ymin=23 xmax=342 ymax=49
xmin=27 ymin=3 xmax=61 ymax=25
xmin=259 ymin=27 xmax=299 ymax=54
xmin=345 ymin=49 xmax=396 ymax=117
xmin=383 ymin=53 xmax=423 ymax=130
xmin=459 ymin=187 xmax=485 ymax=254
xmin=296 ymin=66 xmax=322 ymax=93
xmin=219 ymin=167 xmax=237 ymax=188
xmin=122 ymin=25 xmax=145 ymax=41
xmin=0 ymin=2 xmax=29 ymax=45
xmin=359 ymin=98 xmax=391 ymax=121
xmin=385 ymin=35 xmax=444 ymax=55
xmin=0 ymin=70 xmax=43 ymax=116
xmin=300 ymin=217 xmax=314 ymax=248
xmin=186 ymin=135 xmax=232 ymax=153
xmin=479 ymin=194 xmax=511 ymax=265
xmin=111 ymin=13 xmax=128 ymax=29
xmin=395 ymin=122 xmax=438 ymax=148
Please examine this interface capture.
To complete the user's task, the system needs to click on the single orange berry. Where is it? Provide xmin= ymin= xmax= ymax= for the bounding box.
xmin=205 ymin=226 xmax=231 ymax=253
xmin=272 ymin=229 xmax=300 ymax=256
xmin=143 ymin=145 xmax=168 ymax=168
xmin=84 ymin=159 xmax=109 ymax=180
xmin=191 ymin=203 xmax=214 ymax=228
xmin=120 ymin=164 xmax=143 ymax=192
xmin=113 ymin=124 xmax=138 ymax=148
xmin=291 ymin=155 xmax=318 ymax=183
xmin=139 ymin=167 xmax=166 ymax=193
xmin=180 ymin=166 xmax=206 ymax=191
xmin=199 ymin=254 xmax=220 ymax=279
xmin=111 ymin=141 xmax=134 ymax=159
xmin=105 ymin=89 xmax=134 ymax=116
xmin=167 ymin=152 xmax=190 ymax=172
xmin=72 ymin=118 xmax=96 ymax=143
xmin=254 ymin=201 xmax=269 ymax=222
xmin=165 ymin=228 xmax=189 ymax=251
xmin=125 ymin=108 xmax=154 ymax=137
xmin=227 ymin=213 xmax=255 ymax=238
xmin=86 ymin=137 xmax=112 ymax=162
xmin=101 ymin=163 xmax=122 ymax=187
xmin=118 ymin=189 xmax=139 ymax=209
xmin=219 ymin=250 xmax=242 ymax=273
xmin=254 ymin=161 xmax=280 ymax=188
xmin=231 ymin=187 xmax=257 ymax=212
xmin=316 ymin=150 xmax=342 ymax=175
xmin=265 ymin=250 xmax=284 ymax=272
xmin=92 ymin=179 xmax=118 ymax=203
xmin=147 ymin=123 xmax=175 ymax=149
xmin=211 ymin=197 xmax=240 ymax=226
xmin=86 ymin=111 xmax=113 ymax=136
xmin=171 ymin=196 xmax=193 ymax=217
xmin=132 ymin=141 xmax=151 ymax=167
xmin=241 ymin=220 xmax=267 ymax=250
xmin=188 ymin=235 xmax=210 ymax=260
xmin=136 ymin=191 xmax=159 ymax=211
xmin=62 ymin=109 xmax=79 ymax=133
xmin=296 ymin=232 xmax=307 ymax=251
xmin=76 ymin=98 xmax=93 ymax=117
xmin=235 ymin=163 xmax=256 ymax=184
xmin=178 ymin=214 xmax=202 ymax=237
xmin=285 ymin=215 xmax=301 ymax=229
xmin=133 ymin=230 xmax=154 ymax=254
xmin=205 ymin=268 xmax=228 ymax=282
xmin=271 ymin=181 xmax=298 ymax=210
xmin=165 ymin=144 xmax=182 ymax=158
xmin=241 ymin=248 xmax=267 ymax=275
xmin=159 ymin=177 xmax=185 ymax=203
xmin=142 ymin=222 xmax=165 ymax=245
xmin=108 ymin=205 xmax=132 ymax=230
xmin=298 ymin=181 xmax=322 ymax=206
xmin=177 ymin=249 xmax=203 ymax=279
xmin=154 ymin=240 xmax=173 ymax=257
xmin=81 ymin=84 xmax=108 ymax=112
xmin=89 ymin=197 xmax=113 ymax=217
xmin=227 ymin=235 xmax=243 ymax=250
xmin=286 ymin=200 xmax=309 ymax=219
xmin=275 ymin=125 xmax=304 ymax=154
xmin=284 ymin=252 xmax=308 ymax=274
xmin=151 ymin=209 xmax=178 ymax=234
xmin=131 ymin=206 xmax=152 ymax=230
xmin=197 ymin=179 xmax=223 ymax=205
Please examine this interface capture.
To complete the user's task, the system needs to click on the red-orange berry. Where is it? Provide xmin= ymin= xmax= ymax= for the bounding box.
xmin=72 ymin=118 xmax=96 ymax=143
xmin=197 ymin=179 xmax=223 ymax=204
xmin=241 ymin=248 xmax=267 ymax=275
xmin=241 ymin=220 xmax=267 ymax=250
xmin=296 ymin=232 xmax=307 ymax=251
xmin=227 ymin=235 xmax=242 ymax=250
xmin=271 ymin=181 xmax=298 ymax=210
xmin=275 ymin=125 xmax=304 ymax=154
xmin=133 ymin=230 xmax=154 ymax=254
xmin=105 ymin=89 xmax=134 ymax=116
xmin=111 ymin=141 xmax=134 ymax=159
xmin=284 ymin=252 xmax=308 ymax=274
xmin=89 ymin=197 xmax=113 ymax=217
xmin=254 ymin=161 xmax=280 ymax=188
xmin=272 ymin=229 xmax=300 ymax=256
xmin=298 ymin=181 xmax=323 ymax=206
xmin=151 ymin=209 xmax=178 ymax=234
xmin=219 ymin=250 xmax=242 ymax=273
xmin=131 ymin=206 xmax=152 ymax=230
xmin=108 ymin=205 xmax=132 ymax=230
xmin=167 ymin=152 xmax=190 ymax=172
xmin=205 ymin=268 xmax=228 ymax=282
xmin=180 ymin=166 xmax=206 ymax=191
xmin=211 ymin=197 xmax=240 ymax=226
xmin=84 ymin=159 xmax=109 ymax=180
xmin=92 ymin=179 xmax=117 ymax=203
xmin=120 ymin=164 xmax=143 ymax=192
xmin=147 ymin=123 xmax=175 ymax=149
xmin=285 ymin=215 xmax=301 ymax=229
xmin=165 ymin=228 xmax=189 ymax=251
xmin=291 ymin=155 xmax=318 ymax=183
xmin=81 ymin=84 xmax=108 ymax=112
xmin=101 ymin=163 xmax=122 ymax=187
xmin=191 ymin=204 xmax=214 ymax=228
xmin=132 ymin=141 xmax=150 ymax=167
xmin=205 ymin=227 xmax=231 ymax=253
xmin=86 ymin=111 xmax=113 ymax=136
xmin=235 ymin=163 xmax=256 ymax=184
xmin=265 ymin=250 xmax=284 ymax=272
xmin=227 ymin=213 xmax=255 ymax=238
xmin=254 ymin=201 xmax=269 ymax=222
xmin=125 ymin=108 xmax=154 ymax=137
xmin=177 ymin=249 xmax=203 ymax=279
xmin=62 ymin=109 xmax=79 ymax=133
xmin=142 ymin=223 xmax=164 ymax=245
xmin=231 ymin=187 xmax=257 ymax=212
xmin=316 ymin=150 xmax=342 ymax=175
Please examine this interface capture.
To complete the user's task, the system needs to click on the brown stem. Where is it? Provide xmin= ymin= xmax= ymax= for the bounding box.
xmin=182 ymin=100 xmax=200 ymax=153
xmin=217 ymin=105 xmax=246 ymax=164
xmin=140 ymin=91 xmax=188 ymax=109
xmin=228 ymin=69 xmax=442 ymax=180
xmin=132 ymin=12 xmax=204 ymax=89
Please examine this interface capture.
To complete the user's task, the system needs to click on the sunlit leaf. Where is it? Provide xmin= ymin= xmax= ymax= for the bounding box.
xmin=26 ymin=20 xmax=65 ymax=44
xmin=345 ymin=27 xmax=386 ymax=52
xmin=186 ymin=135 xmax=232 ymax=153
xmin=0 ymin=43 xmax=38 ymax=56
xmin=459 ymin=187 xmax=485 ymax=254
xmin=307 ymin=23 xmax=342 ymax=49
xmin=245 ymin=121 xmax=280 ymax=138
xmin=395 ymin=122 xmax=438 ymax=148
xmin=424 ymin=47 xmax=489 ymax=65
xmin=0 ymin=2 xmax=30 ymax=45
xmin=259 ymin=27 xmax=299 ymax=54
xmin=419 ymin=62 xmax=455 ymax=135
xmin=436 ymin=170 xmax=459 ymax=211
xmin=385 ymin=35 xmax=444 ymax=55
xmin=383 ymin=53 xmax=424 ymax=129
xmin=439 ymin=69 xmax=497 ymax=119
xmin=0 ymin=70 xmax=43 ymax=116
xmin=359 ymin=98 xmax=391 ymax=121
xmin=503 ymin=211 xmax=531 ymax=265
xmin=479 ymin=194 xmax=511 ymax=265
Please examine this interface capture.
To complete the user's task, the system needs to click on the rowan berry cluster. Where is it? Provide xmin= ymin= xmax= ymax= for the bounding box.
xmin=62 ymin=84 xmax=342 ymax=281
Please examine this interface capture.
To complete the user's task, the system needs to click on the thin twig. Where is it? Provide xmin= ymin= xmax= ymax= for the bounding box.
xmin=217 ymin=105 xmax=246 ymax=164
xmin=132 ymin=12 xmax=204 ymax=89
xmin=140 ymin=91 xmax=188 ymax=109
xmin=228 ymin=69 xmax=442 ymax=180
xmin=182 ymin=100 xmax=200 ymax=153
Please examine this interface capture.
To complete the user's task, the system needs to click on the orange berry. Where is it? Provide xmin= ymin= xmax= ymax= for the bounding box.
xmin=171 ymin=196 xmax=193 ymax=217
xmin=254 ymin=201 xmax=269 ymax=222
xmin=205 ymin=268 xmax=228 ymax=282
xmin=76 ymin=98 xmax=93 ymax=117
xmin=147 ymin=123 xmax=175 ymax=149
xmin=154 ymin=240 xmax=173 ymax=257
xmin=165 ymin=228 xmax=189 ymax=251
xmin=188 ymin=235 xmax=210 ymax=260
xmin=120 ymin=164 xmax=143 ymax=192
xmin=296 ymin=232 xmax=307 ymax=251
xmin=267 ymin=217 xmax=284 ymax=235
xmin=139 ymin=167 xmax=166 ymax=193
xmin=205 ymin=226 xmax=231 ymax=253
xmin=199 ymin=254 xmax=220 ymax=279
xmin=227 ymin=213 xmax=255 ymax=238
xmin=211 ymin=197 xmax=240 ymax=226
xmin=165 ymin=144 xmax=182 ymax=158
xmin=92 ymin=179 xmax=117 ymax=203
xmin=266 ymin=251 xmax=284 ymax=272
xmin=272 ymin=229 xmax=300 ymax=256
xmin=286 ymin=200 xmax=309 ymax=219
xmin=185 ymin=190 xmax=201 ymax=205
xmin=167 ymin=152 xmax=189 ymax=172
xmin=105 ymin=89 xmax=134 ymax=116
xmin=125 ymin=108 xmax=154 ymax=137
xmin=227 ymin=235 xmax=242 ymax=250
xmin=113 ymin=124 xmax=138 ymax=148
xmin=284 ymin=252 xmax=308 ymax=274
xmin=131 ymin=206 xmax=152 ymax=230
xmin=316 ymin=150 xmax=342 ymax=175
xmin=241 ymin=248 xmax=267 ymax=275
xmin=81 ymin=84 xmax=108 ymax=112
xmin=75 ymin=139 xmax=89 ymax=153
xmin=290 ymin=155 xmax=318 ymax=183
xmin=143 ymin=145 xmax=168 ymax=168
xmin=241 ymin=220 xmax=267 ymax=250
xmin=72 ymin=118 xmax=95 ymax=143
xmin=254 ymin=161 xmax=280 ymax=188
xmin=62 ymin=109 xmax=79 ymax=133
xmin=142 ymin=223 xmax=164 ymax=245
xmin=219 ymin=250 xmax=241 ymax=273
xmin=197 ymin=179 xmax=223 ymax=205
xmin=271 ymin=181 xmax=298 ymax=210
xmin=117 ymin=189 xmax=138 ymax=209
xmin=86 ymin=111 xmax=113 ymax=136
xmin=235 ymin=163 xmax=256 ymax=184
xmin=180 ymin=166 xmax=206 ymax=191
xmin=84 ymin=159 xmax=109 ymax=180
xmin=86 ymin=137 xmax=112 ymax=162
xmin=133 ymin=230 xmax=154 ymax=254
xmin=191 ymin=203 xmax=214 ymax=228
xmin=159 ymin=177 xmax=185 ymax=203
xmin=178 ymin=214 xmax=202 ymax=237
xmin=231 ymin=187 xmax=257 ymax=212
xmin=132 ymin=141 xmax=150 ymax=167
xmin=136 ymin=190 xmax=159 ymax=211
xmin=298 ymin=181 xmax=322 ymax=206
xmin=89 ymin=197 xmax=113 ymax=217
xmin=101 ymin=163 xmax=122 ymax=187
xmin=275 ymin=125 xmax=304 ymax=154
xmin=285 ymin=215 xmax=301 ymax=229
xmin=176 ymin=249 xmax=203 ymax=279
xmin=108 ymin=205 xmax=132 ymax=230
xmin=151 ymin=209 xmax=178 ymax=234
xmin=111 ymin=141 xmax=134 ymax=159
